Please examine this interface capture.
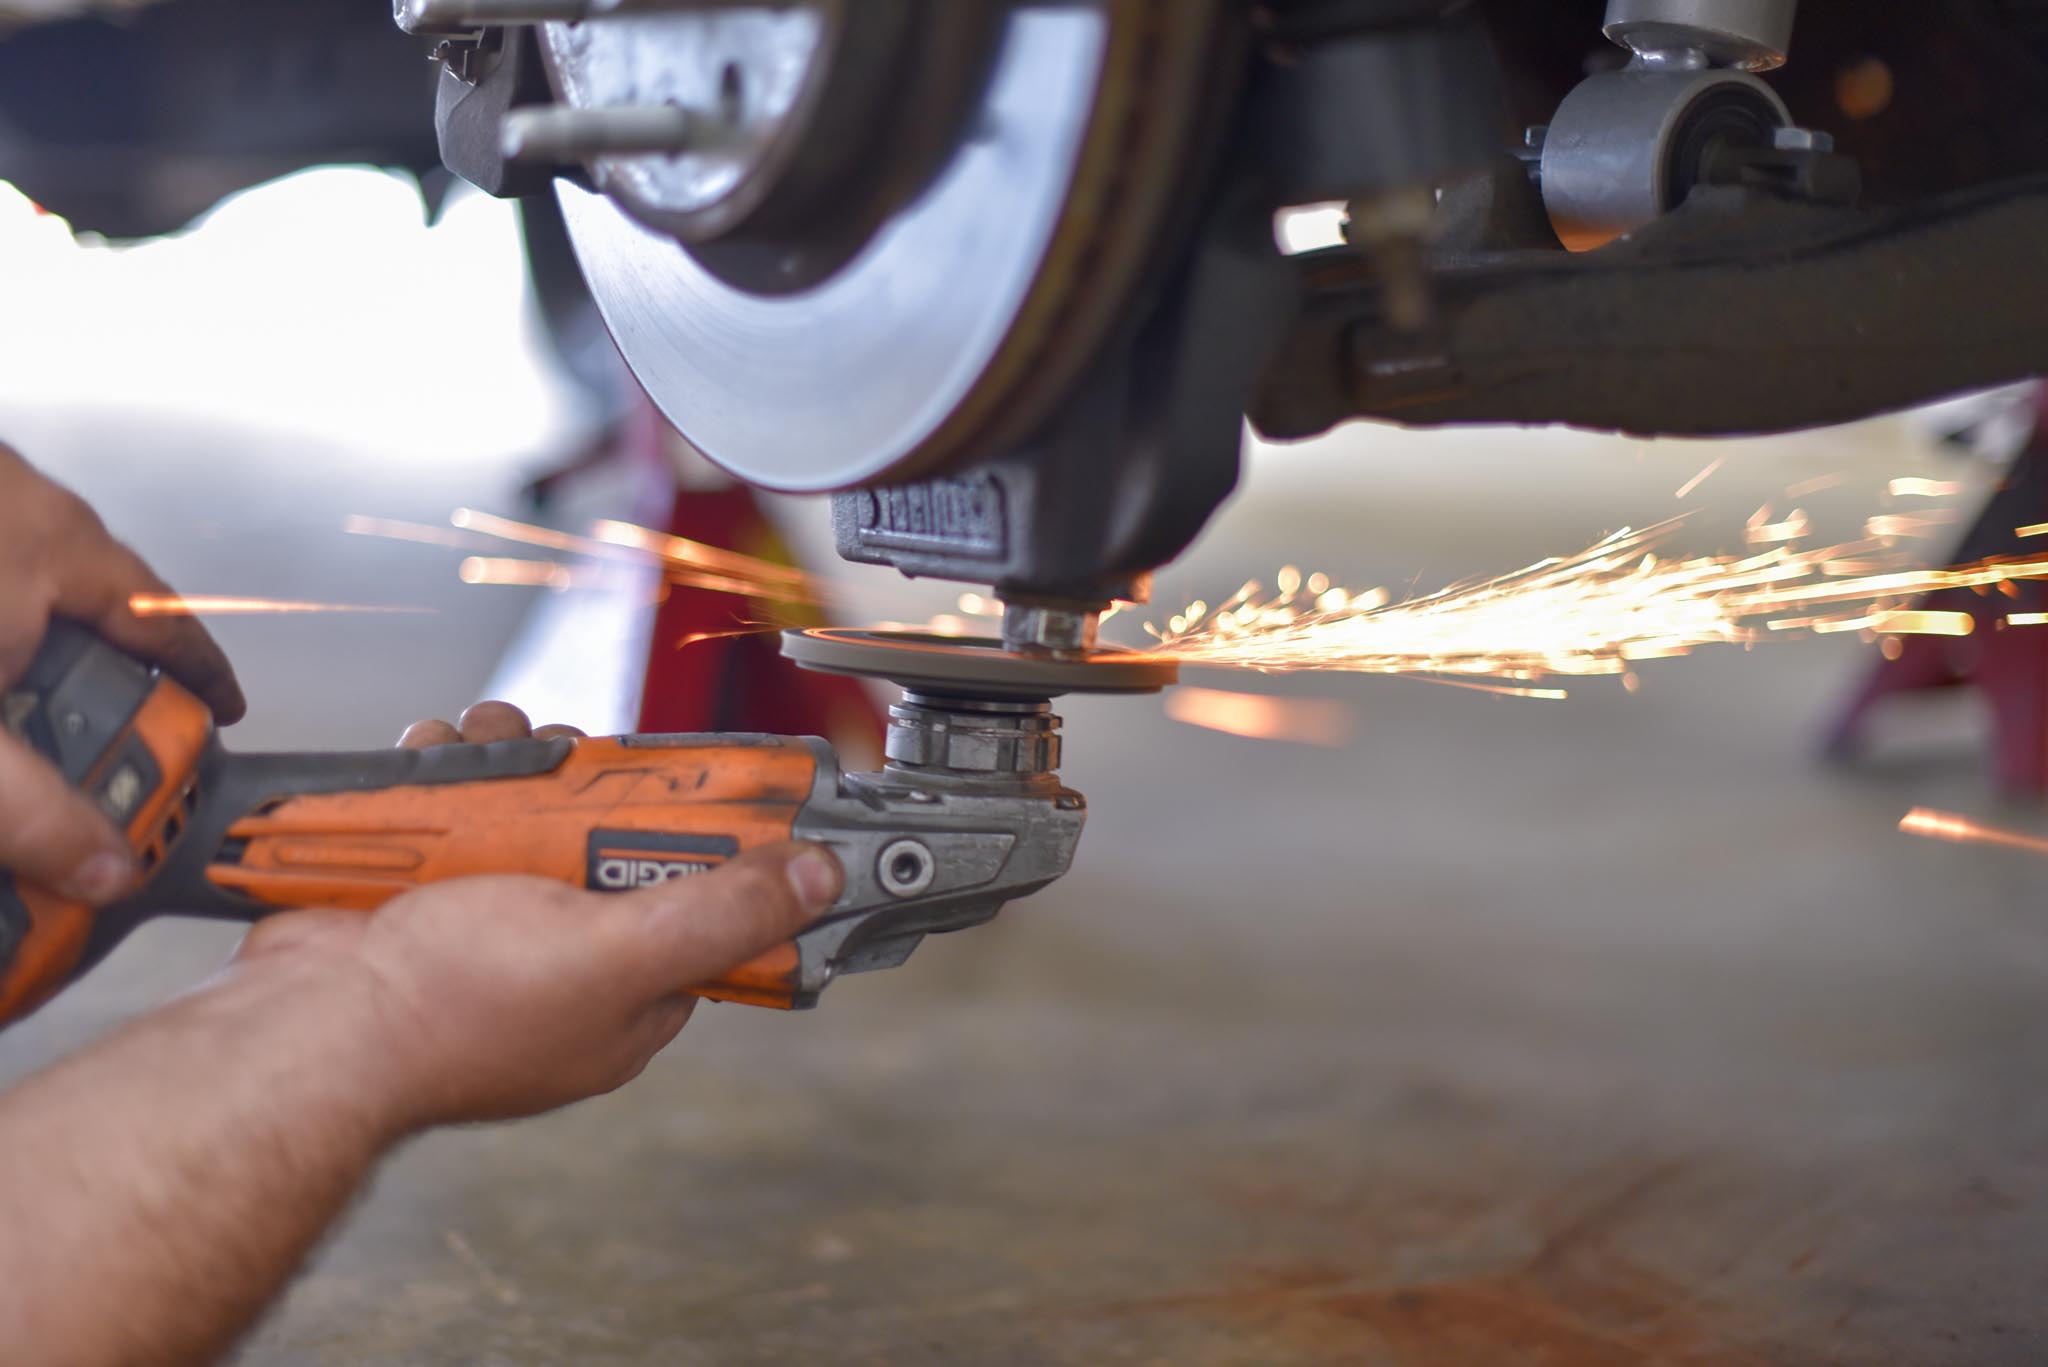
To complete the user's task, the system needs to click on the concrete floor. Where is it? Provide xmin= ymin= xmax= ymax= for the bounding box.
xmin=2 ymin=198 xmax=2046 ymax=1360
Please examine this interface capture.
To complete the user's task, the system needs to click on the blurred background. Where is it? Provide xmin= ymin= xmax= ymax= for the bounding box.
xmin=3 ymin=89 xmax=2048 ymax=1367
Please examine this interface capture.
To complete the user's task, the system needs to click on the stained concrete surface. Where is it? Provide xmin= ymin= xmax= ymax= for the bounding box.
xmin=5 ymin=367 xmax=2048 ymax=1363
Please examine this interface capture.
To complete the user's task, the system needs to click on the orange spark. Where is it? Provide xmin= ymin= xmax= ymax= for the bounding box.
xmin=1164 ymin=688 xmax=1355 ymax=745
xmin=1415 ymin=678 xmax=1570 ymax=701
xmin=457 ymin=557 xmax=589 ymax=590
xmin=449 ymin=508 xmax=587 ymax=556
xmin=341 ymin=515 xmax=501 ymax=552
xmin=955 ymin=592 xmax=1003 ymax=618
xmin=2020 ymin=523 xmax=2048 ymax=538
xmin=1867 ymin=610 xmax=1973 ymax=637
xmin=1785 ymin=472 xmax=1848 ymax=498
xmin=675 ymin=627 xmax=779 ymax=649
xmin=1746 ymin=509 xmax=1811 ymax=545
xmin=1888 ymin=478 xmax=1965 ymax=498
xmin=1674 ymin=457 xmax=1724 ymax=500
xmin=1866 ymin=512 xmax=1959 ymax=539
xmin=130 ymin=595 xmax=428 ymax=617
xmin=2009 ymin=612 xmax=2048 ymax=627
xmin=1900 ymin=807 xmax=2048 ymax=858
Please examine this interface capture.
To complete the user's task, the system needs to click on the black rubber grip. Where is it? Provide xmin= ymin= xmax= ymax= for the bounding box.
xmin=221 ymin=736 xmax=578 ymax=798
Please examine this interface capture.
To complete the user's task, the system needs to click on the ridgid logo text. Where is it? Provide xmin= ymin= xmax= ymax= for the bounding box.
xmin=583 ymin=828 xmax=740 ymax=893
xmin=593 ymin=856 xmax=715 ymax=890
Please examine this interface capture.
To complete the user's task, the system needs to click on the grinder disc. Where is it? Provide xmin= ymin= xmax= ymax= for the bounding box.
xmin=781 ymin=628 xmax=1176 ymax=700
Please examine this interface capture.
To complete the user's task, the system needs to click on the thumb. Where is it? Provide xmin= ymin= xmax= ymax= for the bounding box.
xmin=0 ymin=730 xmax=135 ymax=905
xmin=615 ymin=842 xmax=844 ymax=991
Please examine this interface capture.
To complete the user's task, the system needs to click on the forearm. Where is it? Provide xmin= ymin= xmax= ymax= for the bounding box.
xmin=0 ymin=957 xmax=415 ymax=1367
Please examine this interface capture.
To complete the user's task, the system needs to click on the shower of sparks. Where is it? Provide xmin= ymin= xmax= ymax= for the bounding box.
xmin=129 ymin=595 xmax=429 ymax=617
xmin=587 ymin=518 xmax=810 ymax=594
xmin=1900 ymin=807 xmax=2048 ymax=858
xmin=1142 ymin=521 xmax=2048 ymax=695
xmin=348 ymin=509 xmax=821 ymax=606
xmin=1164 ymin=687 xmax=1355 ymax=745
xmin=1674 ymin=457 xmax=1724 ymax=500
xmin=453 ymin=508 xmax=817 ymax=602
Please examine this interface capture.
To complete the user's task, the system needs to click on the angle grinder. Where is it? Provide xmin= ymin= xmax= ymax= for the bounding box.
xmin=0 ymin=620 xmax=1173 ymax=1024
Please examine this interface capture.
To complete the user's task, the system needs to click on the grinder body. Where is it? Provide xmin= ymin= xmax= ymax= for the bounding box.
xmin=0 ymin=621 xmax=1086 ymax=1024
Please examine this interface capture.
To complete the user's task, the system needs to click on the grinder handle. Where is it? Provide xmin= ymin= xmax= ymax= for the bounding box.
xmin=0 ymin=623 xmax=826 ymax=1024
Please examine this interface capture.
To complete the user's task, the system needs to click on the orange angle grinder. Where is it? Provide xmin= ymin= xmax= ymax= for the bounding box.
xmin=0 ymin=619 xmax=1173 ymax=1024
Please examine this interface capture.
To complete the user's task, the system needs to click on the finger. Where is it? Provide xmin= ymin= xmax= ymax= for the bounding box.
xmin=236 ymin=909 xmax=367 ymax=961
xmin=611 ymin=842 xmax=844 ymax=991
xmin=397 ymin=719 xmax=462 ymax=750
xmin=48 ymin=532 xmax=246 ymax=724
xmin=0 ymin=731 xmax=134 ymax=903
xmin=457 ymin=701 xmax=532 ymax=744
xmin=532 ymin=723 xmax=587 ymax=742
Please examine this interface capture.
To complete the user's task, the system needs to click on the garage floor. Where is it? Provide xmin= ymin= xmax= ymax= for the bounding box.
xmin=4 ymin=185 xmax=2047 ymax=1365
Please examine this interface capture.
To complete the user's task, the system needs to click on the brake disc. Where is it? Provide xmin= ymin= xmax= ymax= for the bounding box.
xmin=547 ymin=0 xmax=1222 ymax=493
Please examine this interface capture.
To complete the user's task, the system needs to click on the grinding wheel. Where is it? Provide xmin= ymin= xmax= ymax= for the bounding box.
xmin=781 ymin=628 xmax=1176 ymax=701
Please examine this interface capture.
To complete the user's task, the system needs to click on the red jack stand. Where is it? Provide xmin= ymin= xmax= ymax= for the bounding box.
xmin=1824 ymin=387 xmax=2048 ymax=794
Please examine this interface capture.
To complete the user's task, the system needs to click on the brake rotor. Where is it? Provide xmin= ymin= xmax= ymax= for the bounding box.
xmin=781 ymin=628 xmax=1177 ymax=701
xmin=548 ymin=0 xmax=1225 ymax=493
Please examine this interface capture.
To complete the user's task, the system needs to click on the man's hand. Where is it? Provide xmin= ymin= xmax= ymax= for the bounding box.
xmin=237 ymin=844 xmax=843 ymax=1129
xmin=236 ymin=696 xmax=842 ymax=1128
xmin=0 ymin=447 xmax=245 ymax=904
xmin=394 ymin=697 xmax=584 ymax=748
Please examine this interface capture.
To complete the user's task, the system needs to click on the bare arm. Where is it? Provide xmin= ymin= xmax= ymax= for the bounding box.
xmin=0 ymin=843 xmax=841 ymax=1367
xmin=0 ymin=452 xmax=846 ymax=1365
xmin=0 ymin=950 xmax=406 ymax=1367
